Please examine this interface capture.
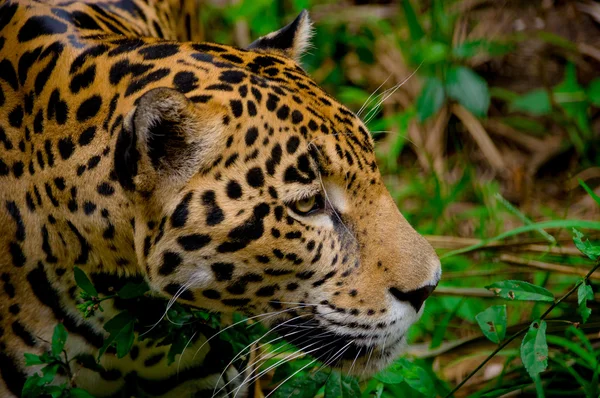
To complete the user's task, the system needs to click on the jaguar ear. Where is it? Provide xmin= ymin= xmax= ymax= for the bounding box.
xmin=114 ymin=87 xmax=226 ymax=195
xmin=247 ymin=10 xmax=313 ymax=61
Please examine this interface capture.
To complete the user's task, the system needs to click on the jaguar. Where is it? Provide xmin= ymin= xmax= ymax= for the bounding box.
xmin=0 ymin=0 xmax=441 ymax=396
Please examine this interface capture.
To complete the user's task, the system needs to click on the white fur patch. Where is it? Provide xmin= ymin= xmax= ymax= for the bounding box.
xmin=292 ymin=10 xmax=314 ymax=60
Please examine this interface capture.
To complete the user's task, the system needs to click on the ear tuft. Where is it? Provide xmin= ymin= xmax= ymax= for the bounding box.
xmin=248 ymin=10 xmax=313 ymax=62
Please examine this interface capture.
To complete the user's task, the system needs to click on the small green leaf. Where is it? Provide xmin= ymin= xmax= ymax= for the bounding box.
xmin=588 ymin=78 xmax=600 ymax=106
xmin=509 ymin=89 xmax=551 ymax=116
xmin=374 ymin=382 xmax=385 ymax=398
xmin=446 ymin=66 xmax=490 ymax=117
xmin=573 ymin=228 xmax=600 ymax=260
xmin=553 ymin=63 xmax=590 ymax=138
xmin=40 ymin=363 xmax=60 ymax=383
xmin=452 ymin=39 xmax=512 ymax=59
xmin=418 ymin=42 xmax=449 ymax=65
xmin=98 ymin=311 xmax=135 ymax=360
xmin=401 ymin=0 xmax=424 ymax=41
xmin=324 ymin=372 xmax=361 ymax=398
xmin=46 ymin=384 xmax=68 ymax=398
xmin=271 ymin=371 xmax=329 ymax=398
xmin=117 ymin=281 xmax=149 ymax=299
xmin=394 ymin=358 xmax=436 ymax=397
xmin=115 ymin=321 xmax=135 ymax=358
xmin=51 ymin=324 xmax=68 ymax=357
xmin=577 ymin=282 xmax=594 ymax=323
xmin=374 ymin=364 xmax=405 ymax=384
xmin=166 ymin=330 xmax=191 ymax=365
xmin=21 ymin=373 xmax=45 ymax=397
xmin=475 ymin=305 xmax=507 ymax=344
xmin=579 ymin=179 xmax=600 ymax=208
xmin=74 ymin=267 xmax=97 ymax=297
xmin=520 ymin=320 xmax=548 ymax=379
xmin=485 ymin=280 xmax=554 ymax=302
xmin=416 ymin=77 xmax=445 ymax=121
xmin=69 ymin=388 xmax=96 ymax=398
xmin=24 ymin=353 xmax=45 ymax=366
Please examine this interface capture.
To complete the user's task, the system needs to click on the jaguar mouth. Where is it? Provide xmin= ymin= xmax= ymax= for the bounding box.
xmin=272 ymin=315 xmax=405 ymax=375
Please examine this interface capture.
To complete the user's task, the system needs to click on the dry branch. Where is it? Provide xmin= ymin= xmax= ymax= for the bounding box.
xmin=452 ymin=104 xmax=506 ymax=172
xmin=500 ymin=254 xmax=600 ymax=280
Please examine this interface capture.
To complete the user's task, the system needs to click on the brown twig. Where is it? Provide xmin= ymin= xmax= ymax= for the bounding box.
xmin=500 ymin=254 xmax=600 ymax=280
xmin=451 ymin=103 xmax=506 ymax=172
xmin=425 ymin=235 xmax=582 ymax=250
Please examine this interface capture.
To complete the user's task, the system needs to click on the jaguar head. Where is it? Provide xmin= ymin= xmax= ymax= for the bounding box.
xmin=114 ymin=10 xmax=441 ymax=375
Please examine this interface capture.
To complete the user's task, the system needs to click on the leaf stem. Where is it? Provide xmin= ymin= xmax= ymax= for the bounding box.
xmin=445 ymin=259 xmax=600 ymax=397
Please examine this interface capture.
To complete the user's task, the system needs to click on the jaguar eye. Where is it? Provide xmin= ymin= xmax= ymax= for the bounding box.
xmin=290 ymin=194 xmax=323 ymax=216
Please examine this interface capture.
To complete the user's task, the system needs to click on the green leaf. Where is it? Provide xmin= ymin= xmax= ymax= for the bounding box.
xmin=509 ymin=89 xmax=551 ymax=116
xmin=374 ymin=382 xmax=384 ymax=398
xmin=40 ymin=363 xmax=60 ymax=383
xmin=485 ymin=280 xmax=554 ymax=302
xmin=553 ymin=63 xmax=590 ymax=138
xmin=418 ymin=42 xmax=449 ymax=64
xmin=416 ymin=77 xmax=445 ymax=121
xmin=430 ymin=0 xmax=452 ymax=42
xmin=374 ymin=364 xmax=405 ymax=385
xmin=452 ymin=39 xmax=512 ymax=59
xmin=24 ymin=353 xmax=45 ymax=366
xmin=475 ymin=305 xmax=507 ymax=344
xmin=45 ymin=384 xmax=68 ymax=398
xmin=21 ymin=373 xmax=45 ymax=398
xmin=51 ymin=324 xmax=68 ymax=357
xmin=166 ymin=330 xmax=191 ymax=365
xmin=588 ymin=78 xmax=600 ymax=106
xmin=115 ymin=321 xmax=135 ymax=358
xmin=520 ymin=320 xmax=548 ymax=379
xmin=98 ymin=311 xmax=135 ymax=360
xmin=337 ymin=87 xmax=370 ymax=109
xmin=324 ymin=372 xmax=361 ymax=398
xmin=74 ymin=267 xmax=97 ymax=297
xmin=394 ymin=358 xmax=436 ymax=397
xmin=69 ymin=388 xmax=97 ymax=398
xmin=573 ymin=228 xmax=600 ymax=260
xmin=577 ymin=282 xmax=594 ymax=323
xmin=579 ymin=179 xmax=600 ymax=208
xmin=401 ymin=0 xmax=424 ymax=41
xmin=446 ymin=66 xmax=490 ymax=117
xmin=117 ymin=281 xmax=149 ymax=299
xmin=271 ymin=371 xmax=329 ymax=398
xmin=547 ymin=333 xmax=596 ymax=369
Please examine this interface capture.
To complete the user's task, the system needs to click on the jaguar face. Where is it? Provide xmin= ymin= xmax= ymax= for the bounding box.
xmin=115 ymin=11 xmax=441 ymax=375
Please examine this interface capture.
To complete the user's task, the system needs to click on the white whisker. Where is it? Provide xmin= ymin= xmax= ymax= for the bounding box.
xmin=363 ymin=63 xmax=423 ymax=125
xmin=192 ymin=306 xmax=310 ymax=361
xmin=176 ymin=331 xmax=197 ymax=375
xmin=357 ymin=74 xmax=392 ymax=116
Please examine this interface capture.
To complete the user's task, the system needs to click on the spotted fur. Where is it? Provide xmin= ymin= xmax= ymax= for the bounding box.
xmin=0 ymin=1 xmax=441 ymax=396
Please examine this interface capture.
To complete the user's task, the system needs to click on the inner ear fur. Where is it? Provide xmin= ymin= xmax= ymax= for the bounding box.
xmin=114 ymin=87 xmax=226 ymax=195
xmin=247 ymin=10 xmax=313 ymax=62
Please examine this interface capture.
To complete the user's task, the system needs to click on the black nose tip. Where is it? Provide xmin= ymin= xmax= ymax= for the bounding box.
xmin=389 ymin=284 xmax=436 ymax=312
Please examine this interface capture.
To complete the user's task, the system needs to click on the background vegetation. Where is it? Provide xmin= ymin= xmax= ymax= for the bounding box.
xmin=23 ymin=0 xmax=600 ymax=397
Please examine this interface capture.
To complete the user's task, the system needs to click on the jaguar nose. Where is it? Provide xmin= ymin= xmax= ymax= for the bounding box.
xmin=389 ymin=284 xmax=437 ymax=312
